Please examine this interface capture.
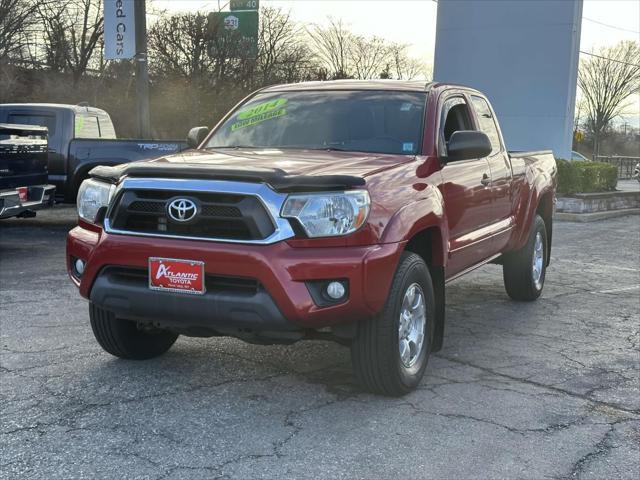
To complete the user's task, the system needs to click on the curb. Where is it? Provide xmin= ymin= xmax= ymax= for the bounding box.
xmin=554 ymin=208 xmax=640 ymax=222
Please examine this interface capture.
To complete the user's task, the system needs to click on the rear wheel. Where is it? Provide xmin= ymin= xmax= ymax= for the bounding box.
xmin=351 ymin=252 xmax=435 ymax=396
xmin=503 ymin=215 xmax=548 ymax=301
xmin=89 ymin=303 xmax=178 ymax=359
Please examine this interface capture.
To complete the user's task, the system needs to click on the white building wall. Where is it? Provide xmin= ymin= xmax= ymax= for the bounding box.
xmin=433 ymin=0 xmax=583 ymax=159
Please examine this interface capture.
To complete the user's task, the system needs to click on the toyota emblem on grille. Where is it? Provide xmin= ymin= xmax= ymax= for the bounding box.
xmin=167 ymin=198 xmax=198 ymax=223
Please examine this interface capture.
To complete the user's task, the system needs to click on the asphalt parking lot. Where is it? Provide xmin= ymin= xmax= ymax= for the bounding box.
xmin=1 ymin=206 xmax=639 ymax=480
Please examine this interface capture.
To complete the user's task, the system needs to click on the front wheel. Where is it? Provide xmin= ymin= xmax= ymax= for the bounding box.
xmin=351 ymin=252 xmax=435 ymax=396
xmin=89 ymin=303 xmax=178 ymax=359
xmin=502 ymin=215 xmax=548 ymax=301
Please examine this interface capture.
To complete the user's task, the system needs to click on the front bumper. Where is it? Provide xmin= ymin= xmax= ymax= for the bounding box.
xmin=67 ymin=226 xmax=404 ymax=331
xmin=90 ymin=266 xmax=294 ymax=334
xmin=0 ymin=185 xmax=56 ymax=219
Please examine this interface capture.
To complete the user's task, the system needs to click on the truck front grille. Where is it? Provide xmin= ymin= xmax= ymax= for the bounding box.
xmin=108 ymin=189 xmax=276 ymax=242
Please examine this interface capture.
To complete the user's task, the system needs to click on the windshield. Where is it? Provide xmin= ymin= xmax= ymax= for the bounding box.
xmin=206 ymin=90 xmax=426 ymax=155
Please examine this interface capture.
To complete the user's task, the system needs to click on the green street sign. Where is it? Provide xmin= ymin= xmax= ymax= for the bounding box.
xmin=230 ymin=0 xmax=259 ymax=11
xmin=208 ymin=11 xmax=258 ymax=57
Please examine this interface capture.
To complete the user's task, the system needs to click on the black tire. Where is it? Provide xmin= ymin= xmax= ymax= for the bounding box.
xmin=503 ymin=214 xmax=548 ymax=301
xmin=89 ymin=303 xmax=178 ymax=359
xmin=351 ymin=252 xmax=435 ymax=396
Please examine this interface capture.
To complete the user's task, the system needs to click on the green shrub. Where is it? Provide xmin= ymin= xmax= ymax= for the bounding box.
xmin=556 ymin=159 xmax=618 ymax=195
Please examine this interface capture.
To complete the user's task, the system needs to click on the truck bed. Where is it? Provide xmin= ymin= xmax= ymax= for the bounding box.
xmin=60 ymin=138 xmax=188 ymax=201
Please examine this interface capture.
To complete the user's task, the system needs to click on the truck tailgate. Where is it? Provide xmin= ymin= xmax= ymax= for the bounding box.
xmin=0 ymin=124 xmax=48 ymax=190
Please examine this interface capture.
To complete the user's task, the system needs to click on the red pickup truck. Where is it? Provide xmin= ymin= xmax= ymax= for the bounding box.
xmin=67 ymin=80 xmax=557 ymax=396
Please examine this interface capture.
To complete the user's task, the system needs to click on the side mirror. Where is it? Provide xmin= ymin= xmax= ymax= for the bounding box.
xmin=446 ymin=130 xmax=492 ymax=162
xmin=187 ymin=126 xmax=210 ymax=149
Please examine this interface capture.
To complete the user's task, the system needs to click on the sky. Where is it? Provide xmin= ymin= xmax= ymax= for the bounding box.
xmin=154 ymin=0 xmax=640 ymax=60
xmin=153 ymin=0 xmax=640 ymax=125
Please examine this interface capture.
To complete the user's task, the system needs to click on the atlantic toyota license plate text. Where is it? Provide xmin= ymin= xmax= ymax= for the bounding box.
xmin=149 ymin=258 xmax=205 ymax=295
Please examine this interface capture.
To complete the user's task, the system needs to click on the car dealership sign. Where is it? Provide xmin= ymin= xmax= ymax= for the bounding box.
xmin=104 ymin=0 xmax=136 ymax=60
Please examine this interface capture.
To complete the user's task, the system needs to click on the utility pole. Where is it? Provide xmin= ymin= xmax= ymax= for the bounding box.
xmin=134 ymin=0 xmax=151 ymax=139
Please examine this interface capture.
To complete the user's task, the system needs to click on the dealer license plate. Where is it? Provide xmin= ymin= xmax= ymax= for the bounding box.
xmin=148 ymin=257 xmax=205 ymax=295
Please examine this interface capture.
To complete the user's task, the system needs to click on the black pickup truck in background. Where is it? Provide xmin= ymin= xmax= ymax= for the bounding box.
xmin=0 ymin=123 xmax=55 ymax=219
xmin=0 ymin=104 xmax=188 ymax=202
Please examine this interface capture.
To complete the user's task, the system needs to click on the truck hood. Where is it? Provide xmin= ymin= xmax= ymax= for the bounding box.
xmin=145 ymin=148 xmax=413 ymax=177
xmin=90 ymin=148 xmax=415 ymax=192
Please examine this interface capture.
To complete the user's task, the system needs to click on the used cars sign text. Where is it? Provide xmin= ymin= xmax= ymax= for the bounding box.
xmin=104 ymin=0 xmax=136 ymax=60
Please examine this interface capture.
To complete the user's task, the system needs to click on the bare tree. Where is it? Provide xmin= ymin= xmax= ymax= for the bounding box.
xmin=307 ymin=18 xmax=425 ymax=81
xmin=258 ymin=7 xmax=294 ymax=83
xmin=147 ymin=9 xmax=259 ymax=130
xmin=148 ymin=12 xmax=213 ymax=80
xmin=38 ymin=0 xmax=104 ymax=84
xmin=350 ymin=35 xmax=388 ymax=80
xmin=0 ymin=0 xmax=41 ymax=61
xmin=307 ymin=18 xmax=352 ymax=79
xmin=42 ymin=11 xmax=70 ymax=72
xmin=386 ymin=43 xmax=425 ymax=80
xmin=578 ymin=41 xmax=640 ymax=156
xmin=257 ymin=7 xmax=316 ymax=85
xmin=6 ymin=4 xmax=429 ymax=138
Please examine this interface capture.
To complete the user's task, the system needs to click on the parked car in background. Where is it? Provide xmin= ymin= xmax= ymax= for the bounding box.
xmin=0 ymin=123 xmax=55 ymax=219
xmin=0 ymin=104 xmax=188 ymax=202
xmin=571 ymin=150 xmax=590 ymax=161
xmin=67 ymin=80 xmax=557 ymax=396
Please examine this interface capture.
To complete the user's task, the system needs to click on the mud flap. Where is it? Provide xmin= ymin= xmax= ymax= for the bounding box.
xmin=430 ymin=266 xmax=445 ymax=352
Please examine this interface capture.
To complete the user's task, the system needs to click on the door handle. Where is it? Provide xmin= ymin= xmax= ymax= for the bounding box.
xmin=480 ymin=173 xmax=491 ymax=187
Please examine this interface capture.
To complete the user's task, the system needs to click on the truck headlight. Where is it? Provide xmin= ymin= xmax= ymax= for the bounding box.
xmin=77 ymin=178 xmax=115 ymax=223
xmin=281 ymin=190 xmax=370 ymax=237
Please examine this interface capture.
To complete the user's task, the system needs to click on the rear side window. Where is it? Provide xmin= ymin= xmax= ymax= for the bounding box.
xmin=7 ymin=114 xmax=56 ymax=135
xmin=75 ymin=114 xmax=100 ymax=138
xmin=471 ymin=96 xmax=502 ymax=154
xmin=97 ymin=112 xmax=117 ymax=139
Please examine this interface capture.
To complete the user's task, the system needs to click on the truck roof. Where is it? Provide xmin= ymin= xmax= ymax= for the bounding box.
xmin=260 ymin=79 xmax=437 ymax=93
xmin=0 ymin=103 xmax=109 ymax=115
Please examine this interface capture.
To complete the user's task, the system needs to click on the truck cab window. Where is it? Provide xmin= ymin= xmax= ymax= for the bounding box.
xmin=97 ymin=117 xmax=117 ymax=139
xmin=75 ymin=114 xmax=100 ymax=139
xmin=440 ymin=97 xmax=472 ymax=155
xmin=471 ymin=96 xmax=502 ymax=154
xmin=7 ymin=114 xmax=56 ymax=135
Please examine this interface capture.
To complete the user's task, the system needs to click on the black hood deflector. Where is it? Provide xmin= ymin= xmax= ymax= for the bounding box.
xmin=89 ymin=162 xmax=366 ymax=193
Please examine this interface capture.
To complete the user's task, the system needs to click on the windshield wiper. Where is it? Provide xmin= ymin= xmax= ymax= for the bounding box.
xmin=205 ymin=145 xmax=263 ymax=149
xmin=302 ymin=146 xmax=351 ymax=152
xmin=207 ymin=145 xmax=353 ymax=152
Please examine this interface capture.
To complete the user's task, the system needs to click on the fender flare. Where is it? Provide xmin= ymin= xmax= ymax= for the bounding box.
xmin=381 ymin=185 xmax=449 ymax=267
xmin=380 ymin=187 xmax=448 ymax=353
xmin=513 ymin=172 xmax=555 ymax=250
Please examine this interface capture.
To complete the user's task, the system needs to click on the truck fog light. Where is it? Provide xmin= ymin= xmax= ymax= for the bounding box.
xmin=74 ymin=258 xmax=85 ymax=276
xmin=326 ymin=281 xmax=346 ymax=300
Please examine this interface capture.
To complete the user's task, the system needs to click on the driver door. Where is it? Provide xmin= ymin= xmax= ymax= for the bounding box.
xmin=438 ymin=95 xmax=495 ymax=279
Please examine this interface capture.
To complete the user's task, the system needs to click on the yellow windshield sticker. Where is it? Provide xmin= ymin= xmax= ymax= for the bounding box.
xmin=231 ymin=98 xmax=288 ymax=131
